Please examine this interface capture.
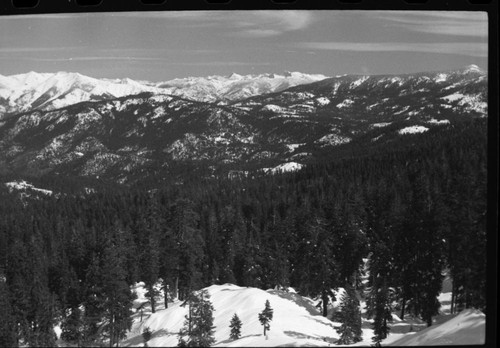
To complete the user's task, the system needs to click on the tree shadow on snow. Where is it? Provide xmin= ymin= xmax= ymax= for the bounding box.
xmin=121 ymin=328 xmax=175 ymax=347
xmin=268 ymin=290 xmax=321 ymax=316
xmin=217 ymin=334 xmax=262 ymax=345
xmin=284 ymin=330 xmax=337 ymax=344
xmin=303 ymin=315 xmax=339 ymax=331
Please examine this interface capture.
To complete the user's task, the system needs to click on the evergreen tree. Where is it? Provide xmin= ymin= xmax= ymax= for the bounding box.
xmin=365 ymin=241 xmax=395 ymax=345
xmin=0 ymin=272 xmax=18 ymax=347
xmin=178 ymin=290 xmax=216 ymax=347
xmin=60 ymin=306 xmax=84 ymax=345
xmin=395 ymin=170 xmax=444 ymax=326
xmin=258 ymin=300 xmax=273 ymax=338
xmin=100 ymin=226 xmax=136 ymax=347
xmin=142 ymin=327 xmax=152 ymax=347
xmin=229 ymin=313 xmax=242 ymax=340
xmin=293 ymin=213 xmax=340 ymax=317
xmin=140 ymin=201 xmax=163 ymax=313
xmin=24 ymin=235 xmax=56 ymax=347
xmin=336 ymin=286 xmax=362 ymax=345
xmin=81 ymin=253 xmax=106 ymax=345
xmin=368 ymin=283 xmax=393 ymax=344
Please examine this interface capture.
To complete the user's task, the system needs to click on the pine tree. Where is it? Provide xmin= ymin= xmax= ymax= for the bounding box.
xmin=140 ymin=201 xmax=163 ymax=313
xmin=395 ymin=170 xmax=444 ymax=326
xmin=293 ymin=213 xmax=340 ymax=318
xmin=81 ymin=253 xmax=105 ymax=345
xmin=368 ymin=284 xmax=393 ymax=345
xmin=258 ymin=300 xmax=273 ymax=338
xmin=0 ymin=272 xmax=18 ymax=347
xmin=142 ymin=327 xmax=152 ymax=347
xmin=60 ymin=306 xmax=84 ymax=344
xmin=336 ymin=287 xmax=362 ymax=345
xmin=25 ymin=235 xmax=57 ymax=347
xmin=100 ymin=226 xmax=136 ymax=347
xmin=365 ymin=242 xmax=395 ymax=345
xmin=229 ymin=313 xmax=242 ymax=340
xmin=178 ymin=290 xmax=215 ymax=347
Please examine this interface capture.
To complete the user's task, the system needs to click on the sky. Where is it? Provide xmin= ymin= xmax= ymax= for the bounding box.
xmin=0 ymin=10 xmax=488 ymax=81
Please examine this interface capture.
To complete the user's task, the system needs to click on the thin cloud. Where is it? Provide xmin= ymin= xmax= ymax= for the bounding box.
xmin=0 ymin=10 xmax=314 ymax=38
xmin=170 ymin=61 xmax=272 ymax=67
xmin=111 ymin=10 xmax=314 ymax=36
xmin=0 ymin=56 xmax=272 ymax=67
xmin=0 ymin=57 xmax=170 ymax=62
xmin=0 ymin=46 xmax=84 ymax=53
xmin=372 ymin=11 xmax=487 ymax=37
xmin=298 ymin=42 xmax=487 ymax=58
xmin=233 ymin=11 xmax=314 ymax=37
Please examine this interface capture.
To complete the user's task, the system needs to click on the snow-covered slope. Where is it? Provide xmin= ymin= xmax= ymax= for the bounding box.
xmin=120 ymin=284 xmax=486 ymax=347
xmin=263 ymin=162 xmax=304 ymax=174
xmin=387 ymin=309 xmax=485 ymax=346
xmin=5 ymin=180 xmax=53 ymax=196
xmin=0 ymin=71 xmax=165 ymax=116
xmin=156 ymin=71 xmax=328 ymax=103
xmin=123 ymin=284 xmax=340 ymax=347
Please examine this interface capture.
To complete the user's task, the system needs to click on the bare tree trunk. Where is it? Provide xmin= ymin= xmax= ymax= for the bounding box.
xmin=400 ymin=297 xmax=406 ymax=320
xmin=109 ymin=315 xmax=114 ymax=348
xmin=147 ymin=284 xmax=156 ymax=313
xmin=164 ymin=282 xmax=169 ymax=308
xmin=174 ymin=276 xmax=179 ymax=300
xmin=450 ymin=282 xmax=455 ymax=314
xmin=322 ymin=290 xmax=329 ymax=317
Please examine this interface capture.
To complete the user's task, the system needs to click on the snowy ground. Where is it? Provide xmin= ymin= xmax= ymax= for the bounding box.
xmin=118 ymin=283 xmax=485 ymax=347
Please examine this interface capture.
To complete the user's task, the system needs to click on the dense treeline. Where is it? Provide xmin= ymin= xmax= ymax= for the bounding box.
xmin=0 ymin=118 xmax=488 ymax=346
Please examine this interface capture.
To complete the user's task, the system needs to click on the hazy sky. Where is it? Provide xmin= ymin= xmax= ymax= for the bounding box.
xmin=0 ymin=10 xmax=488 ymax=81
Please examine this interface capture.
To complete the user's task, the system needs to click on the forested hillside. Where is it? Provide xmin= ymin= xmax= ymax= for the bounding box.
xmin=0 ymin=117 xmax=487 ymax=346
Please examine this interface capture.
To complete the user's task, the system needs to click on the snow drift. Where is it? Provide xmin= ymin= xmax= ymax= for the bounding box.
xmin=387 ymin=309 xmax=485 ymax=346
xmin=122 ymin=284 xmax=486 ymax=347
xmin=123 ymin=284 xmax=338 ymax=347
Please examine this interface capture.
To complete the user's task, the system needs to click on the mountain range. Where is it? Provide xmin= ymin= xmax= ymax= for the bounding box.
xmin=0 ymin=71 xmax=327 ymax=117
xmin=0 ymin=65 xmax=487 ymax=184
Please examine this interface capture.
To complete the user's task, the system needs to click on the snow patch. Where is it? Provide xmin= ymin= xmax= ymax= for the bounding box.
xmin=398 ymin=125 xmax=429 ymax=135
xmin=262 ymin=104 xmax=283 ymax=113
xmin=263 ymin=162 xmax=304 ymax=174
xmin=371 ymin=122 xmax=392 ymax=128
xmin=315 ymin=97 xmax=330 ymax=106
xmin=350 ymin=76 xmax=369 ymax=88
xmin=285 ymin=143 xmax=304 ymax=152
xmin=435 ymin=73 xmax=448 ymax=83
xmin=317 ymin=133 xmax=351 ymax=146
xmin=5 ymin=180 xmax=53 ymax=196
xmin=427 ymin=118 xmax=450 ymax=125
xmin=441 ymin=93 xmax=465 ymax=102
xmin=336 ymin=99 xmax=354 ymax=109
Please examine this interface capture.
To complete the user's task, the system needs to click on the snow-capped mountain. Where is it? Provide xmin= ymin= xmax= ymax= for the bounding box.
xmin=0 ymin=71 xmax=327 ymax=119
xmin=0 ymin=66 xmax=487 ymax=183
xmin=155 ymin=71 xmax=328 ymax=104
xmin=0 ymin=71 xmax=166 ymax=117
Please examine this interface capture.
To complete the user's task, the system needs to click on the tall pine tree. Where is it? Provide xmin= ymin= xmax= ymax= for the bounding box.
xmin=336 ymin=286 xmax=362 ymax=345
xmin=178 ymin=290 xmax=216 ymax=347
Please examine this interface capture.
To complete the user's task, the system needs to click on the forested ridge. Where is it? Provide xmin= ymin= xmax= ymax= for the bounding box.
xmin=0 ymin=118 xmax=488 ymax=346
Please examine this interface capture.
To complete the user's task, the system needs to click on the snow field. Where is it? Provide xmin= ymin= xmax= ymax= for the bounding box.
xmin=387 ymin=309 xmax=485 ymax=346
xmin=124 ymin=284 xmax=341 ymax=347
xmin=123 ymin=283 xmax=485 ymax=347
